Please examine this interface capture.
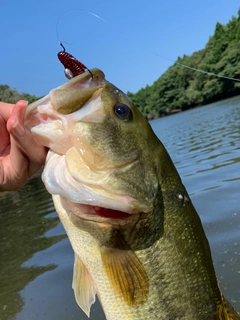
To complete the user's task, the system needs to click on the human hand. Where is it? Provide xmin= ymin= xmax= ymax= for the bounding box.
xmin=0 ymin=100 xmax=48 ymax=191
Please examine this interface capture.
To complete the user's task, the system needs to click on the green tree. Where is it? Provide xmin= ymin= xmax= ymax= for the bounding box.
xmin=129 ymin=9 xmax=240 ymax=118
xmin=0 ymin=85 xmax=39 ymax=104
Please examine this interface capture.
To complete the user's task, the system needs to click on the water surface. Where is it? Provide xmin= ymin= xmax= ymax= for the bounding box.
xmin=0 ymin=96 xmax=240 ymax=319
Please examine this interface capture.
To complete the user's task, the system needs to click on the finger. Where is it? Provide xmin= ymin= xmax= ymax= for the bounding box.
xmin=9 ymin=100 xmax=28 ymax=123
xmin=0 ymin=114 xmax=10 ymax=155
xmin=10 ymin=120 xmax=47 ymax=176
xmin=4 ymin=135 xmax=29 ymax=190
xmin=0 ymin=101 xmax=27 ymax=155
xmin=7 ymin=101 xmax=48 ymax=177
xmin=0 ymin=102 xmax=14 ymax=121
xmin=7 ymin=100 xmax=28 ymax=137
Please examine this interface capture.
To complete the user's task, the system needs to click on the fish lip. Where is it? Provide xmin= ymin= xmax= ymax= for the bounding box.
xmin=25 ymin=68 xmax=105 ymax=118
xmin=60 ymin=198 xmax=140 ymax=226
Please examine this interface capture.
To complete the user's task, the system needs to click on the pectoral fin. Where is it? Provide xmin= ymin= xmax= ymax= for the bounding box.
xmin=72 ymin=254 xmax=97 ymax=317
xmin=100 ymin=233 xmax=149 ymax=306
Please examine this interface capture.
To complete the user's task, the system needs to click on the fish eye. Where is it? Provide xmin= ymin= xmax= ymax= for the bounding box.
xmin=114 ymin=103 xmax=132 ymax=120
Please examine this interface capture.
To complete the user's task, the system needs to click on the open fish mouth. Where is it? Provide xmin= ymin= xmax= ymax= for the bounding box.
xmin=59 ymin=198 xmax=136 ymax=224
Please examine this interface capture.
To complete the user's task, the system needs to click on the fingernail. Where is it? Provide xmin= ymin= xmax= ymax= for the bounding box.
xmin=12 ymin=119 xmax=25 ymax=137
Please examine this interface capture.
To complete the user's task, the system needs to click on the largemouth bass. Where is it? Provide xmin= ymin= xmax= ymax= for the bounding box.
xmin=25 ymin=69 xmax=239 ymax=319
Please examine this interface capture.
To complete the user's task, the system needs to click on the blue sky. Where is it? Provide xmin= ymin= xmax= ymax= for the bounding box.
xmin=1 ymin=0 xmax=239 ymax=97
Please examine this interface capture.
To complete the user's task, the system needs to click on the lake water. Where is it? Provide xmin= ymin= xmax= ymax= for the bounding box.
xmin=1 ymin=96 xmax=240 ymax=320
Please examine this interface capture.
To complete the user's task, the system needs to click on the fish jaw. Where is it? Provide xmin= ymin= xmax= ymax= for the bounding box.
xmin=42 ymin=151 xmax=149 ymax=215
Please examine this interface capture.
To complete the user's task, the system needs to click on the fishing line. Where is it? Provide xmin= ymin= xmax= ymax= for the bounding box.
xmin=56 ymin=8 xmax=132 ymax=47
xmin=56 ymin=9 xmax=240 ymax=83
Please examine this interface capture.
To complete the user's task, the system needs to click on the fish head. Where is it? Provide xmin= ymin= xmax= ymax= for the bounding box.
xmin=25 ymin=69 xmax=161 ymax=218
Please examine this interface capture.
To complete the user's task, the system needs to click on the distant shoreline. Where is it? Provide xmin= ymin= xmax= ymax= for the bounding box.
xmin=146 ymin=91 xmax=240 ymax=120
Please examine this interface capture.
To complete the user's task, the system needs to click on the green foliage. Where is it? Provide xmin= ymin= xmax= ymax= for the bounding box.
xmin=0 ymin=85 xmax=39 ymax=104
xmin=129 ymin=10 xmax=240 ymax=118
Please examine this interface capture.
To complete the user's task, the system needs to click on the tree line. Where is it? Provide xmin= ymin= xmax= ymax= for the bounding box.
xmin=0 ymin=84 xmax=38 ymax=104
xmin=127 ymin=9 xmax=240 ymax=119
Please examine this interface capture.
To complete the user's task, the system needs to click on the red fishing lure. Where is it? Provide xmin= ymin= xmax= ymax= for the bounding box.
xmin=57 ymin=42 xmax=93 ymax=79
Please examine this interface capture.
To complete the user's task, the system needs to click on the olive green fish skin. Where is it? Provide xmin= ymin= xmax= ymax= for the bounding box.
xmin=25 ymin=69 xmax=239 ymax=319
